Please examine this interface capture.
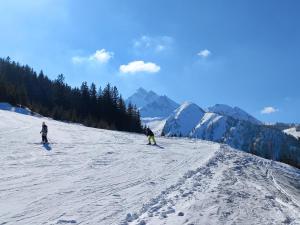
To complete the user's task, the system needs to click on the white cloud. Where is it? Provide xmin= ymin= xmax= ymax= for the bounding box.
xmin=197 ymin=49 xmax=211 ymax=58
xmin=133 ymin=35 xmax=173 ymax=53
xmin=261 ymin=106 xmax=279 ymax=114
xmin=89 ymin=49 xmax=114 ymax=63
xmin=119 ymin=61 xmax=160 ymax=74
xmin=71 ymin=56 xmax=85 ymax=64
xmin=72 ymin=49 xmax=113 ymax=64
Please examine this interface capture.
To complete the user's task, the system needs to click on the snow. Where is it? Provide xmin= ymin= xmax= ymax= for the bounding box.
xmin=0 ymin=102 xmax=39 ymax=116
xmin=131 ymin=148 xmax=300 ymax=225
xmin=284 ymin=127 xmax=300 ymax=139
xmin=1 ymin=109 xmax=300 ymax=225
xmin=163 ymin=102 xmax=205 ymax=137
xmin=208 ymin=104 xmax=262 ymax=125
xmin=126 ymin=88 xmax=179 ymax=118
xmin=162 ymin=102 xmax=300 ymax=168
xmin=125 ymin=88 xmax=159 ymax=109
xmin=192 ymin=113 xmax=227 ymax=141
xmin=162 ymin=102 xmax=260 ymax=139
xmin=141 ymin=117 xmax=166 ymax=136
xmin=139 ymin=96 xmax=179 ymax=118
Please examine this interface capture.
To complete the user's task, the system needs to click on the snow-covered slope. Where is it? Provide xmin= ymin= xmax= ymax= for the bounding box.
xmin=192 ymin=112 xmax=228 ymax=142
xmin=126 ymin=88 xmax=179 ymax=118
xmin=163 ymin=102 xmax=205 ymax=136
xmin=284 ymin=127 xmax=300 ymax=138
xmin=208 ymin=104 xmax=262 ymax=125
xmin=131 ymin=148 xmax=300 ymax=225
xmin=0 ymin=102 xmax=39 ymax=116
xmin=1 ymin=109 xmax=300 ymax=225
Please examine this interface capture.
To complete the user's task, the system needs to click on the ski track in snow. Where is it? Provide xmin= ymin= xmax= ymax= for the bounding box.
xmin=0 ymin=110 xmax=300 ymax=225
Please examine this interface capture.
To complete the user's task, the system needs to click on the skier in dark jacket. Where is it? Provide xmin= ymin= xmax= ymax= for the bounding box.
xmin=146 ymin=127 xmax=156 ymax=145
xmin=40 ymin=122 xmax=48 ymax=144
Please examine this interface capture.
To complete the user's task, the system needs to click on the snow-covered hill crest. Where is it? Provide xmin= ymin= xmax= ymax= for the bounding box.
xmin=192 ymin=112 xmax=229 ymax=142
xmin=208 ymin=103 xmax=262 ymax=125
xmin=163 ymin=102 xmax=205 ymax=136
xmin=284 ymin=127 xmax=300 ymax=139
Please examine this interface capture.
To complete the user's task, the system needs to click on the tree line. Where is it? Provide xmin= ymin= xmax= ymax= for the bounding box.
xmin=0 ymin=57 xmax=143 ymax=133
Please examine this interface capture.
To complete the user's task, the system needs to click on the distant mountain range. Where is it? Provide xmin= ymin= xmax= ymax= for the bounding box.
xmin=126 ymin=88 xmax=300 ymax=168
xmin=208 ymin=104 xmax=262 ymax=125
xmin=163 ymin=101 xmax=300 ymax=168
xmin=126 ymin=88 xmax=262 ymax=124
xmin=126 ymin=88 xmax=179 ymax=118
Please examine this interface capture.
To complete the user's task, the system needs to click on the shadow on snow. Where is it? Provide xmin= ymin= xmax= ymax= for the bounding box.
xmin=43 ymin=143 xmax=52 ymax=151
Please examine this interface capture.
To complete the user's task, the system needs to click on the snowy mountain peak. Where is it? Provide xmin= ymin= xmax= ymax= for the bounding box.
xmin=209 ymin=104 xmax=232 ymax=112
xmin=136 ymin=87 xmax=147 ymax=94
xmin=174 ymin=101 xmax=205 ymax=119
xmin=163 ymin=101 xmax=300 ymax=168
xmin=208 ymin=103 xmax=262 ymax=125
xmin=148 ymin=90 xmax=157 ymax=96
xmin=126 ymin=88 xmax=179 ymax=118
xmin=126 ymin=88 xmax=160 ymax=108
xmin=163 ymin=102 xmax=205 ymax=136
xmin=140 ymin=95 xmax=179 ymax=118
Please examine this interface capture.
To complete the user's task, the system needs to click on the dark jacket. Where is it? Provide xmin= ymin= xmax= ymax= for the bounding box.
xmin=41 ymin=125 xmax=48 ymax=136
xmin=146 ymin=128 xmax=154 ymax=136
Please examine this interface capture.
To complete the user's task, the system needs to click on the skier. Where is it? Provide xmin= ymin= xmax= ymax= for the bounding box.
xmin=40 ymin=122 xmax=48 ymax=144
xmin=146 ymin=127 xmax=156 ymax=145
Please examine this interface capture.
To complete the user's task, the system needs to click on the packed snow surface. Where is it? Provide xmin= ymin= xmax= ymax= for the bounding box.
xmin=1 ymin=109 xmax=300 ymax=225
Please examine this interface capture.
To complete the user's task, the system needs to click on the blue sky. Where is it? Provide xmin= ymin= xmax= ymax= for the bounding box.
xmin=0 ymin=0 xmax=299 ymax=123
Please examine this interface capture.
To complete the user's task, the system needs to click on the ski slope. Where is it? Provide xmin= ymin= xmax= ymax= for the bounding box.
xmin=1 ymin=109 xmax=300 ymax=225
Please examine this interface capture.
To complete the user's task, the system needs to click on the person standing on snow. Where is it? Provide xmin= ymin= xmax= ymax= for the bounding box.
xmin=146 ymin=127 xmax=156 ymax=145
xmin=40 ymin=122 xmax=48 ymax=144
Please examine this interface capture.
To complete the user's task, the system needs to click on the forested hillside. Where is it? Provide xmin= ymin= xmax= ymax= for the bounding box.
xmin=0 ymin=57 xmax=143 ymax=132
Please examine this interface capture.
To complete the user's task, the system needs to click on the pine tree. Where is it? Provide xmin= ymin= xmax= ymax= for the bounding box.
xmin=89 ymin=83 xmax=97 ymax=117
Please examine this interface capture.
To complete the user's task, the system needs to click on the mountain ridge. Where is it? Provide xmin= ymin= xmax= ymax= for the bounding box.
xmin=162 ymin=101 xmax=300 ymax=168
xmin=208 ymin=103 xmax=262 ymax=125
xmin=126 ymin=88 xmax=179 ymax=118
